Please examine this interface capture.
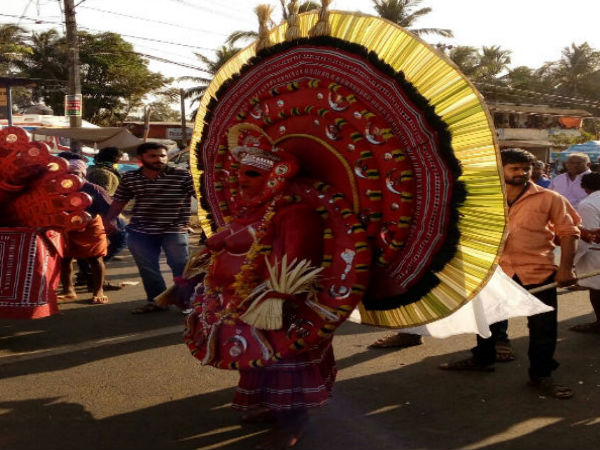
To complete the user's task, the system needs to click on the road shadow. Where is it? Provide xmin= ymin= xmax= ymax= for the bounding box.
xmin=2 ymin=317 xmax=600 ymax=450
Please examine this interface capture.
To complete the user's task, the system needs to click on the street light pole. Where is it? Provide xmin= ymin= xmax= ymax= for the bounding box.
xmin=64 ymin=0 xmax=82 ymax=152
xmin=6 ymin=85 xmax=12 ymax=126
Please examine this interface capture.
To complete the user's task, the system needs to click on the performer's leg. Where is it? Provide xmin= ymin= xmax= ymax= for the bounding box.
xmin=256 ymin=409 xmax=308 ymax=450
xmin=162 ymin=232 xmax=189 ymax=278
xmin=58 ymin=256 xmax=77 ymax=300
xmin=89 ymin=256 xmax=108 ymax=304
xmin=127 ymin=230 xmax=166 ymax=303
xmin=75 ymin=258 xmax=92 ymax=288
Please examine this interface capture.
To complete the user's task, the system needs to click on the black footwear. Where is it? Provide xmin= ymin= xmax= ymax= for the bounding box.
xmin=495 ymin=341 xmax=516 ymax=362
xmin=528 ymin=377 xmax=573 ymax=399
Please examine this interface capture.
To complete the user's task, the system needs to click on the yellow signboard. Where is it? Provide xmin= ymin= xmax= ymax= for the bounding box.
xmin=0 ymin=88 xmax=7 ymax=107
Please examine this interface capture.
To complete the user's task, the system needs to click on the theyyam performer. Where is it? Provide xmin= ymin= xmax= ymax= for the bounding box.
xmin=0 ymin=127 xmax=92 ymax=319
xmin=159 ymin=1 xmax=545 ymax=448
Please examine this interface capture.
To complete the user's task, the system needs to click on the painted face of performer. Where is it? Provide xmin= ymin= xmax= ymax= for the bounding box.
xmin=503 ymin=162 xmax=532 ymax=186
xmin=238 ymin=164 xmax=269 ymax=201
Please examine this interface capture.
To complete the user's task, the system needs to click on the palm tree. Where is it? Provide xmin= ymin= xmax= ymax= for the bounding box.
xmin=227 ymin=0 xmax=320 ymax=46
xmin=372 ymin=0 xmax=453 ymax=38
xmin=19 ymin=29 xmax=65 ymax=80
xmin=0 ymin=24 xmax=31 ymax=75
xmin=547 ymin=42 xmax=600 ymax=97
xmin=179 ymin=45 xmax=240 ymax=116
xmin=447 ymin=46 xmax=479 ymax=78
xmin=474 ymin=45 xmax=511 ymax=83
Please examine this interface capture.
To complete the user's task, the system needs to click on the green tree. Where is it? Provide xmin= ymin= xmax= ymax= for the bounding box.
xmin=475 ymin=45 xmax=512 ymax=83
xmin=546 ymin=42 xmax=600 ymax=97
xmin=372 ymin=0 xmax=453 ymax=37
xmin=17 ymin=30 xmax=67 ymax=104
xmin=0 ymin=24 xmax=31 ymax=75
xmin=78 ymin=32 xmax=169 ymax=124
xmin=18 ymin=29 xmax=169 ymax=125
xmin=447 ymin=46 xmax=479 ymax=78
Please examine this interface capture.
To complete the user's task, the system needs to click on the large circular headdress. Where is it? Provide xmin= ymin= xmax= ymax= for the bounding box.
xmin=190 ymin=7 xmax=506 ymax=329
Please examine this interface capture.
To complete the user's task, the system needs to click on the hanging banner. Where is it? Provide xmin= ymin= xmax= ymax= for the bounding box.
xmin=64 ymin=94 xmax=82 ymax=117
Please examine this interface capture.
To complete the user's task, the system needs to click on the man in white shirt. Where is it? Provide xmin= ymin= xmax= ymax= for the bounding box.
xmin=550 ymin=152 xmax=591 ymax=207
xmin=572 ymin=172 xmax=600 ymax=333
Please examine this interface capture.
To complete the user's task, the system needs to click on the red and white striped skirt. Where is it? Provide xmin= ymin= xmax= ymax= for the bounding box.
xmin=232 ymin=340 xmax=336 ymax=411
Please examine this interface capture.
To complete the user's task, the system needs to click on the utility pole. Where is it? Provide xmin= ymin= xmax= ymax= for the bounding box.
xmin=143 ymin=106 xmax=151 ymax=142
xmin=63 ymin=0 xmax=82 ymax=153
xmin=180 ymin=88 xmax=187 ymax=149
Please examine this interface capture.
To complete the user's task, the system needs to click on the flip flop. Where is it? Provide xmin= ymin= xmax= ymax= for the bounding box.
xmin=91 ymin=295 xmax=109 ymax=305
xmin=495 ymin=341 xmax=516 ymax=362
xmin=131 ymin=303 xmax=168 ymax=314
xmin=57 ymin=292 xmax=78 ymax=302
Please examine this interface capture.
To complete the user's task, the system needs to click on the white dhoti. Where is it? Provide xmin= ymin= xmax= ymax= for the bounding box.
xmin=352 ymin=266 xmax=553 ymax=338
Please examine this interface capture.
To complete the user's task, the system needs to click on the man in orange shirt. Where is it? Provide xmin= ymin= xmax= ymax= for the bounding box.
xmin=441 ymin=148 xmax=580 ymax=399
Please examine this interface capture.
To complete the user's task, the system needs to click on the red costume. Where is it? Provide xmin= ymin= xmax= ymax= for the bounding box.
xmin=180 ymin=4 xmax=506 ymax=445
xmin=0 ymin=126 xmax=91 ymax=319
xmin=184 ymin=124 xmax=370 ymax=411
xmin=204 ymin=201 xmax=335 ymax=410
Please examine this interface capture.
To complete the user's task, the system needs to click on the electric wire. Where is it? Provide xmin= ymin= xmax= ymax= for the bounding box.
xmin=78 ymin=5 xmax=229 ymax=36
xmin=0 ymin=13 xmax=217 ymax=51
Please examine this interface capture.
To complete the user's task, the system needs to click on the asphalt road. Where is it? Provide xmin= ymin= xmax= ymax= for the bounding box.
xmin=2 ymin=249 xmax=600 ymax=450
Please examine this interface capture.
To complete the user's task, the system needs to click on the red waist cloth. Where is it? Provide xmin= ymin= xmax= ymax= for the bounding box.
xmin=0 ymin=228 xmax=63 ymax=319
xmin=65 ymin=215 xmax=107 ymax=259
xmin=232 ymin=340 xmax=336 ymax=411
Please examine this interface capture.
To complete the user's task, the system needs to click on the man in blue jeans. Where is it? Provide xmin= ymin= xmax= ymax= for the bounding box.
xmin=105 ymin=142 xmax=196 ymax=313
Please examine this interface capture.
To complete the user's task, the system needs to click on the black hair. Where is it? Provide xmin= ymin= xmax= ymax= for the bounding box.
xmin=57 ymin=151 xmax=87 ymax=161
xmin=137 ymin=142 xmax=168 ymax=156
xmin=500 ymin=148 xmax=536 ymax=166
xmin=581 ymin=173 xmax=600 ymax=192
xmin=94 ymin=146 xmax=122 ymax=163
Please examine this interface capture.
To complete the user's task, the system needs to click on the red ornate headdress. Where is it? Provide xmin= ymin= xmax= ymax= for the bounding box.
xmin=227 ymin=123 xmax=299 ymax=207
